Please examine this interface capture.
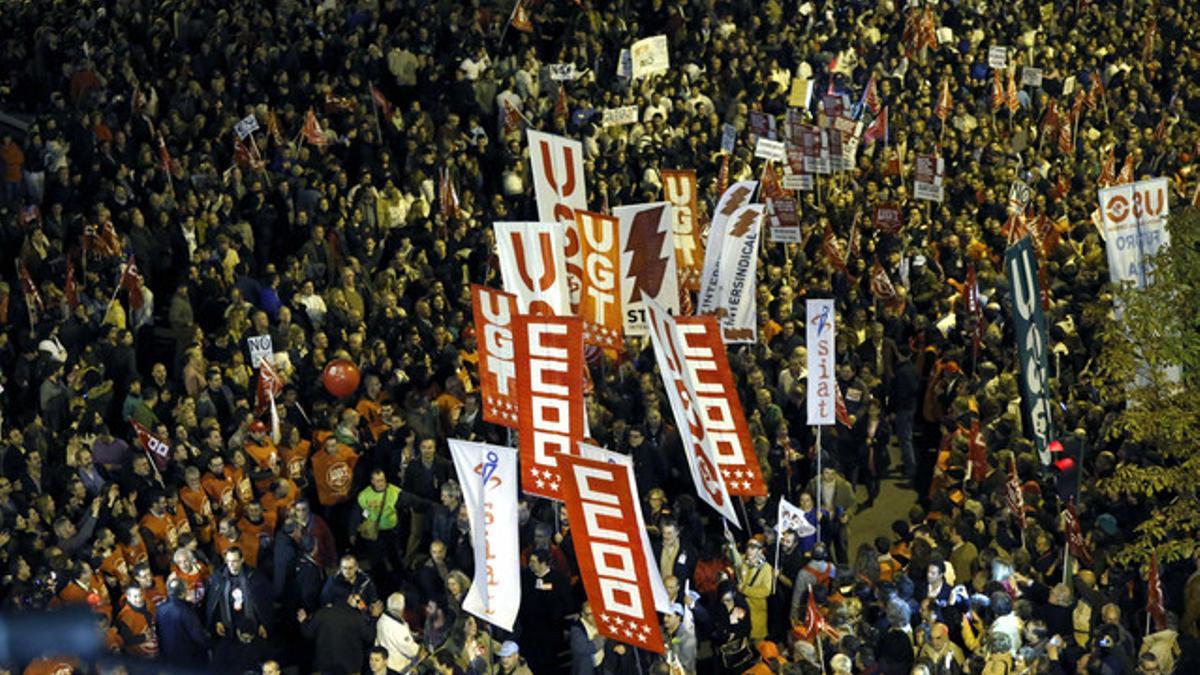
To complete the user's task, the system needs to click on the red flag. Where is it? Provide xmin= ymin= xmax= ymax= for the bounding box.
xmin=510 ymin=0 xmax=533 ymax=33
xmin=255 ymin=358 xmax=284 ymax=413
xmin=65 ymin=258 xmax=78 ymax=310
xmin=514 ymin=314 xmax=585 ymax=500
xmin=370 ymin=84 xmax=393 ymax=120
xmin=1063 ymin=501 xmax=1092 ymax=565
xmin=920 ymin=6 xmax=938 ymax=51
xmin=156 ymin=132 xmax=174 ymax=174
xmin=18 ymin=261 xmax=43 ymax=314
xmin=130 ymin=417 xmax=170 ymax=472
xmin=863 ymin=106 xmax=888 ymax=144
xmin=87 ymin=220 xmax=122 ymax=258
xmin=992 ymin=71 xmax=1006 ymax=110
xmin=1147 ymin=552 xmax=1167 ymax=632
xmin=554 ymin=84 xmax=568 ymax=119
xmin=863 ymin=74 xmax=881 ymax=116
xmin=800 ymin=590 xmax=840 ymax=642
xmin=715 ymin=152 xmax=731 ymax=198
xmin=967 ymin=419 xmax=989 ymax=483
xmin=1057 ymin=112 xmax=1073 ymax=154
xmin=302 ymin=109 xmax=329 ymax=147
xmin=502 ymin=99 xmax=522 ymax=134
xmin=1153 ymin=114 xmax=1169 ymax=143
xmin=1071 ymin=90 xmax=1087 ymax=125
xmin=1006 ymin=69 xmax=1020 ymax=114
xmin=1004 ymin=211 xmax=1029 ymax=247
xmin=266 ymin=109 xmax=285 ymax=146
xmin=1098 ymin=146 xmax=1116 ymax=187
xmin=935 ymin=80 xmax=952 ymax=121
xmin=323 ymin=91 xmax=355 ymax=114
xmin=120 ymin=256 xmax=144 ymax=311
xmin=821 ymin=222 xmax=851 ymax=277
xmin=1040 ymin=100 xmax=1060 ymax=140
xmin=1005 ymin=456 xmax=1026 ymax=528
xmin=472 ymin=285 xmax=520 ymax=427
xmin=870 ymin=258 xmax=898 ymax=302
xmin=834 ymin=385 xmax=852 ymax=428
xmin=1116 ymin=153 xmax=1135 ymax=185
xmin=439 ymin=166 xmax=461 ymax=219
xmin=1086 ymin=76 xmax=1103 ymax=111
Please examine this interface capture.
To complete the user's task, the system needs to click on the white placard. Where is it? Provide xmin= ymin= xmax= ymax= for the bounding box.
xmin=234 ymin=114 xmax=259 ymax=140
xmin=988 ymin=46 xmax=1008 ymax=69
xmin=1021 ymin=67 xmax=1043 ymax=87
xmin=754 ymin=138 xmax=787 ymax=162
xmin=601 ymin=105 xmax=639 ymax=127
xmin=631 ymin=35 xmax=669 ymax=79
xmin=247 ymin=335 xmax=273 ymax=368
xmin=548 ymin=63 xmax=580 ymax=81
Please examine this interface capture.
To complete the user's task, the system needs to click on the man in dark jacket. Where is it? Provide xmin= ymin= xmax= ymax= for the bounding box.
xmin=297 ymin=594 xmax=377 ymax=675
xmin=205 ymin=546 xmax=273 ymax=670
xmin=517 ymin=548 xmax=572 ymax=674
xmin=319 ymin=554 xmax=378 ymax=611
xmin=157 ymin=577 xmax=210 ymax=667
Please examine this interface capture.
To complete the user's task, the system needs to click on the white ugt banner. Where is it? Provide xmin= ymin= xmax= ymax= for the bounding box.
xmin=494 ymin=221 xmax=570 ymax=316
xmin=449 ymin=440 xmax=521 ymax=632
xmin=806 ymin=299 xmax=836 ymax=425
xmin=528 ymin=130 xmax=589 ymax=309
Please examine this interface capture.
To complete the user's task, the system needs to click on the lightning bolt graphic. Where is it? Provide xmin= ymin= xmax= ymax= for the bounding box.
xmin=719 ymin=186 xmax=751 ymax=216
xmin=625 ymin=205 xmax=669 ymax=303
xmin=728 ymin=207 xmax=759 ymax=237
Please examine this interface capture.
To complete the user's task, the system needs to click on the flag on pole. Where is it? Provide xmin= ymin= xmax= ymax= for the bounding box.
xmin=1057 ymin=111 xmax=1073 ymax=154
xmin=65 ymin=258 xmax=78 ymax=310
xmin=1153 ymin=114 xmax=1169 ymax=143
xmin=302 ymin=109 xmax=329 ymax=146
xmin=130 ymin=417 xmax=170 ymax=472
xmin=120 ymin=256 xmax=144 ymax=311
xmin=1063 ymin=501 xmax=1092 ymax=565
xmin=156 ymin=132 xmax=174 ymax=174
xmin=1098 ymin=146 xmax=1116 ymax=187
xmin=510 ymin=0 xmax=533 ymax=33
xmin=1040 ymin=100 xmax=1060 ymax=140
xmin=1116 ymin=153 xmax=1135 ymax=185
xmin=1147 ymin=552 xmax=1167 ymax=632
xmin=967 ymin=419 xmax=989 ymax=483
xmin=834 ymin=385 xmax=852 ymax=427
xmin=869 ymin=258 xmax=897 ymax=302
xmin=1006 ymin=69 xmax=1020 ymax=114
xmin=863 ymin=106 xmax=888 ymax=144
xmin=266 ymin=109 xmax=285 ymax=146
xmin=992 ymin=71 xmax=1006 ymax=110
xmin=935 ymin=80 xmax=952 ymax=121
xmin=863 ymin=74 xmax=881 ymax=116
xmin=800 ymin=589 xmax=841 ymax=642
xmin=18 ymin=261 xmax=43 ymax=314
xmin=1086 ymin=76 xmax=1103 ymax=111
xmin=370 ymin=84 xmax=394 ymax=120
xmin=1005 ymin=456 xmax=1026 ymax=528
xmin=439 ymin=166 xmax=461 ymax=219
xmin=554 ymin=84 xmax=568 ymax=119
xmin=777 ymin=498 xmax=816 ymax=537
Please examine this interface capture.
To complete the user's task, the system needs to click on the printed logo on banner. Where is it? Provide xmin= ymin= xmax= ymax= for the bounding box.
xmin=698 ymin=181 xmax=758 ymax=315
xmin=575 ymin=211 xmax=623 ymax=349
xmin=768 ymin=197 xmax=802 ymax=243
xmin=513 ymin=315 xmax=585 ymax=499
xmin=748 ymin=111 xmax=774 ymax=141
xmin=800 ymin=126 xmax=831 ymax=175
xmin=645 ymin=301 xmax=739 ymax=524
xmin=614 ymin=203 xmax=680 ymax=336
xmin=559 ymin=454 xmax=666 ymax=653
xmin=1005 ymin=238 xmax=1056 ymax=464
xmin=471 ymin=285 xmax=519 ymax=426
xmin=661 ymin=171 xmax=702 ymax=290
xmin=449 ymin=440 xmax=521 ymax=631
xmin=675 ymin=317 xmax=766 ymax=495
xmin=494 ymin=222 xmax=570 ymax=316
xmin=806 ymin=299 xmax=836 ymax=425
xmin=548 ymin=63 xmax=579 ymax=81
xmin=874 ymin=204 xmax=903 ymax=233
xmin=527 ymin=130 xmax=589 ymax=310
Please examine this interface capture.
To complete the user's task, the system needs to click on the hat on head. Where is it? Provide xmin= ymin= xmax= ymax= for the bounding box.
xmin=758 ymin=641 xmax=781 ymax=660
xmin=748 ymin=534 xmax=766 ymax=548
xmin=250 ymin=421 xmax=267 ymax=434
xmin=498 ymin=641 xmax=520 ymax=658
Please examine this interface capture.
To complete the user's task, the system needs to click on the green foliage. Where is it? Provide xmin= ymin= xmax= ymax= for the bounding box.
xmin=1095 ymin=206 xmax=1200 ymax=567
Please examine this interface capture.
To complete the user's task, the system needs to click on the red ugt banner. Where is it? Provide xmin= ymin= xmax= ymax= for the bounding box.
xmin=559 ymin=453 xmax=665 ymax=654
xmin=513 ymin=314 xmax=585 ymax=499
xmin=472 ymin=285 xmax=520 ymax=427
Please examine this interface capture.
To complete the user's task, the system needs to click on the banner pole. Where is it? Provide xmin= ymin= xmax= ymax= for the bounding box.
xmin=772 ymin=527 xmax=781 ymax=594
xmin=815 ymin=426 xmax=823 ymax=545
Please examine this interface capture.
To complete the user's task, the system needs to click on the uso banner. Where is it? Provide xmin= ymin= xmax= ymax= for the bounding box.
xmin=645 ymin=300 xmax=739 ymax=524
xmin=714 ymin=204 xmax=763 ymax=343
xmin=613 ymin=202 xmax=680 ymax=336
xmin=471 ymin=285 xmax=519 ymax=427
xmin=698 ymin=180 xmax=758 ymax=314
xmin=449 ymin=440 xmax=520 ymax=631
xmin=575 ymin=211 xmax=623 ymax=350
xmin=513 ymin=314 xmax=585 ymax=499
xmin=675 ymin=317 xmax=766 ymax=495
xmin=494 ymin=222 xmax=570 ymax=316
xmin=806 ymin=299 xmax=836 ymax=425
xmin=1005 ymin=237 xmax=1056 ymax=464
xmin=528 ymin=130 xmax=589 ymax=310
xmin=1097 ymin=177 xmax=1171 ymax=289
xmin=661 ymin=170 xmax=702 ymax=290
xmin=560 ymin=452 xmax=665 ymax=653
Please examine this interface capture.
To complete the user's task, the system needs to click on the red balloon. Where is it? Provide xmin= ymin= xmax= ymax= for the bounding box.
xmin=322 ymin=358 xmax=361 ymax=398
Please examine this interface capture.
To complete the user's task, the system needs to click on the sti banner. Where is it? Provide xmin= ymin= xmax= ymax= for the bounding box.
xmin=449 ymin=440 xmax=520 ymax=631
xmin=513 ymin=314 xmax=586 ymax=499
xmin=806 ymin=299 xmax=836 ymax=425
xmin=528 ymin=130 xmax=589 ymax=310
xmin=1097 ymin=178 xmax=1171 ymax=289
xmin=613 ymin=202 xmax=680 ymax=336
xmin=1005 ymin=237 xmax=1056 ymax=464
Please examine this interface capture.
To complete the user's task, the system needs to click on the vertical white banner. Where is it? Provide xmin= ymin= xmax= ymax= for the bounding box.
xmin=698 ymin=180 xmax=759 ymax=314
xmin=714 ymin=204 xmax=763 ymax=343
xmin=613 ymin=202 xmax=680 ymax=336
xmin=449 ymin=440 xmax=521 ymax=632
xmin=806 ymin=299 xmax=836 ymax=425
xmin=528 ymin=130 xmax=589 ymax=310
xmin=494 ymin=221 xmax=570 ymax=316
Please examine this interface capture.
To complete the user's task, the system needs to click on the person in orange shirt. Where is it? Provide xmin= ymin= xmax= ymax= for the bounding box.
xmin=97 ymin=538 xmax=133 ymax=590
xmin=260 ymin=477 xmax=300 ymax=524
xmin=244 ymin=421 xmax=281 ymax=492
xmin=311 ymin=435 xmax=359 ymax=507
xmin=21 ymin=656 xmax=83 ymax=675
xmin=202 ymin=454 xmax=238 ymax=515
xmin=355 ymin=374 xmax=391 ymax=441
xmin=116 ymin=586 xmax=159 ymax=658
xmin=130 ymin=564 xmax=168 ymax=616
xmin=120 ymin=527 xmax=151 ymax=571
xmin=53 ymin=562 xmax=112 ymax=621
xmin=238 ymin=501 xmax=277 ymax=555
xmin=170 ymin=547 xmax=210 ymax=605
xmin=227 ymin=450 xmax=256 ymax=505
xmin=215 ymin=516 xmax=260 ymax=569
xmin=139 ymin=491 xmax=179 ymax=571
xmin=179 ymin=467 xmax=216 ymax=544
xmin=278 ymin=424 xmax=312 ymax=489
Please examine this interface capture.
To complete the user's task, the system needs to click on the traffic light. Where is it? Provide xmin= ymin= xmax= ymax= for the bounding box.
xmin=1053 ymin=437 xmax=1082 ymax=500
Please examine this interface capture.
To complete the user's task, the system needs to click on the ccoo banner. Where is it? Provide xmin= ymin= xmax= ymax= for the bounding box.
xmin=1005 ymin=237 xmax=1056 ymax=464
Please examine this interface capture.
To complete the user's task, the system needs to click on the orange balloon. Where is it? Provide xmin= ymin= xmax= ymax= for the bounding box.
xmin=322 ymin=358 xmax=361 ymax=398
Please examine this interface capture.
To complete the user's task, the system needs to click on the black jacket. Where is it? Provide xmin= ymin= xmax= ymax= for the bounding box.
xmin=156 ymin=596 xmax=210 ymax=666
xmin=299 ymin=601 xmax=375 ymax=675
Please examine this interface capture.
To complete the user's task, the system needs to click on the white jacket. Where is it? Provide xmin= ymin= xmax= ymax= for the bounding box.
xmin=376 ymin=611 xmax=420 ymax=673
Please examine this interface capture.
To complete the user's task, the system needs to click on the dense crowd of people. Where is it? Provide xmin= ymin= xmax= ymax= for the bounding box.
xmin=0 ymin=0 xmax=1199 ymax=673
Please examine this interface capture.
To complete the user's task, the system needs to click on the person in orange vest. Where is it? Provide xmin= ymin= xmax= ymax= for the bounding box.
xmin=202 ymin=454 xmax=238 ymax=515
xmin=139 ymin=490 xmax=179 ymax=571
xmin=130 ymin=563 xmax=168 ymax=616
xmin=244 ymin=421 xmax=281 ymax=492
xmin=116 ymin=586 xmax=160 ymax=658
xmin=52 ymin=561 xmax=111 ymax=621
xmin=171 ymin=547 xmax=210 ymax=605
xmin=179 ymin=466 xmax=216 ymax=544
xmin=238 ymin=500 xmax=277 ymax=558
xmin=216 ymin=516 xmax=261 ymax=569
xmin=278 ymin=422 xmax=312 ymax=490
xmin=310 ymin=433 xmax=359 ymax=546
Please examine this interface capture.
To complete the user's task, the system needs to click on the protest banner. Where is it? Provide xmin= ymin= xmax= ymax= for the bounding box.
xmin=768 ymin=197 xmax=802 ymax=243
xmin=613 ymin=202 xmax=680 ymax=336
xmin=988 ymin=46 xmax=1008 ymax=69
xmin=631 ymin=35 xmax=669 ymax=79
xmin=874 ymin=203 xmax=903 ymax=234
xmin=494 ymin=221 xmax=570 ymax=316
xmin=698 ymin=180 xmax=757 ymax=314
xmin=472 ymin=285 xmax=520 ymax=426
xmin=575 ymin=211 xmax=624 ymax=350
xmin=712 ymin=204 xmax=763 ymax=343
xmin=527 ymin=130 xmax=589 ymax=310
xmin=913 ymin=153 xmax=945 ymax=202
xmin=754 ymin=138 xmax=786 ymax=162
xmin=234 ymin=114 xmax=259 ymax=140
xmin=1005 ymin=237 xmax=1056 ymax=464
xmin=800 ymin=126 xmax=831 ymax=174
xmin=720 ymin=123 xmax=737 ymax=153
xmin=661 ymin=170 xmax=702 ymax=289
xmin=601 ymin=106 xmax=639 ymax=127
xmin=1097 ymin=178 xmax=1171 ymax=289
xmin=246 ymin=335 xmax=274 ymax=368
xmin=1008 ymin=179 xmax=1033 ymax=213
xmin=1021 ymin=67 xmax=1043 ymax=87
xmin=548 ymin=63 xmax=579 ymax=81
